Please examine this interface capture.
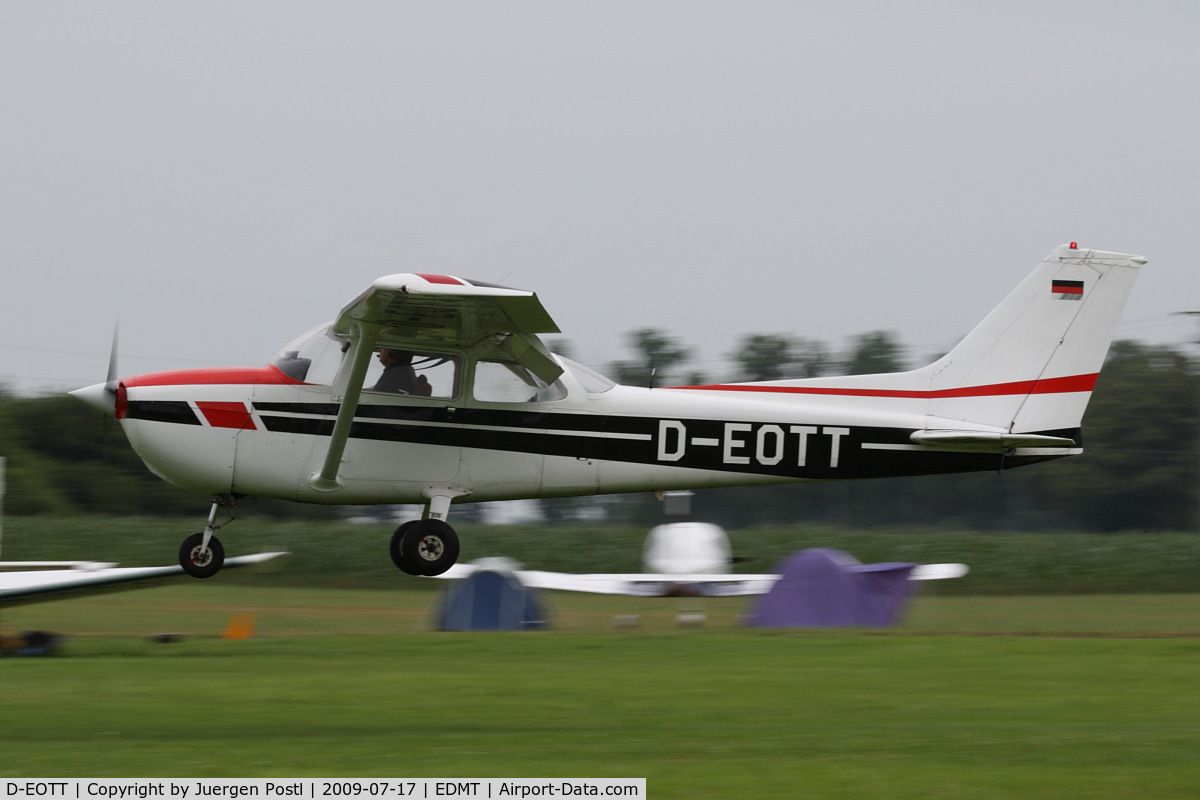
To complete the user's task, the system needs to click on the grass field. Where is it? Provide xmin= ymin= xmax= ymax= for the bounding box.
xmin=3 ymin=585 xmax=1200 ymax=797
xmin=6 ymin=515 xmax=1200 ymax=594
xmin=4 ymin=517 xmax=1200 ymax=795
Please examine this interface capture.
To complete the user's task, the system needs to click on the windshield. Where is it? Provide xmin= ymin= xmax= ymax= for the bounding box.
xmin=271 ymin=322 xmax=346 ymax=385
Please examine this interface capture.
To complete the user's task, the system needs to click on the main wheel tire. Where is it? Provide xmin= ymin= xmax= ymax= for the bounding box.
xmin=399 ymin=519 xmax=460 ymax=576
xmin=179 ymin=532 xmax=225 ymax=579
xmin=389 ymin=521 xmax=422 ymax=575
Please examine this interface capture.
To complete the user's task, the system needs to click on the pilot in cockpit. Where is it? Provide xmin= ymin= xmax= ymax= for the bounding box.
xmin=370 ymin=349 xmax=432 ymax=395
xmin=370 ymin=349 xmax=416 ymax=393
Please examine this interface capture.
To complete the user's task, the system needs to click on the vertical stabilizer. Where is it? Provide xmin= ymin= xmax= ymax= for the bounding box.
xmin=917 ymin=244 xmax=1145 ymax=433
xmin=712 ymin=244 xmax=1145 ymax=442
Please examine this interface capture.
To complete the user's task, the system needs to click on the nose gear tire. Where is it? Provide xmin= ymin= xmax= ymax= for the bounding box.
xmin=179 ymin=532 xmax=225 ymax=579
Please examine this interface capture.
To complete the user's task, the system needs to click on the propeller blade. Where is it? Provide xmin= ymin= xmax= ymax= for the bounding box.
xmin=104 ymin=324 xmax=119 ymax=402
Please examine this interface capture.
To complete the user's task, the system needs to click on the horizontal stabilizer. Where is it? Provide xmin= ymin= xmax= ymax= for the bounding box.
xmin=910 ymin=430 xmax=1078 ymax=452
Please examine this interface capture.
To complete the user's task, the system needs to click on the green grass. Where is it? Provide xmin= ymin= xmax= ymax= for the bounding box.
xmin=5 ymin=518 xmax=1200 ymax=795
xmin=11 ymin=585 xmax=1200 ymax=638
xmin=6 ymin=516 xmax=1200 ymax=594
xmin=3 ymin=587 xmax=1200 ymax=797
xmin=3 ymin=632 xmax=1200 ymax=797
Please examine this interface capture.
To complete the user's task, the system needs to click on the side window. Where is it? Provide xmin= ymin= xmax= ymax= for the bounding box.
xmin=365 ymin=350 xmax=460 ymax=399
xmin=473 ymin=361 xmax=567 ymax=403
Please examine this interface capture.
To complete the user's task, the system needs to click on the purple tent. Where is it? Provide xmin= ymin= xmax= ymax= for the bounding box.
xmin=747 ymin=549 xmax=917 ymax=628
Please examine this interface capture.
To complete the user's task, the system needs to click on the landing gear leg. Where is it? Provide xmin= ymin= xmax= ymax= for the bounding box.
xmin=180 ymin=498 xmax=232 ymax=579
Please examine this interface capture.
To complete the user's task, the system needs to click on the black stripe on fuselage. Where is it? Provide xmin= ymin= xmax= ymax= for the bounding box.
xmin=125 ymin=400 xmax=201 ymax=426
xmin=250 ymin=401 xmax=1077 ymax=480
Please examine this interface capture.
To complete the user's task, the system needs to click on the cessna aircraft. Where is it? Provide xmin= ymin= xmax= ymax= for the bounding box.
xmin=435 ymin=521 xmax=967 ymax=596
xmin=71 ymin=243 xmax=1143 ymax=579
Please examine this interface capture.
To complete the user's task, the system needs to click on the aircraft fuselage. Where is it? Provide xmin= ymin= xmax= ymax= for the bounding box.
xmin=118 ymin=362 xmax=1069 ymax=507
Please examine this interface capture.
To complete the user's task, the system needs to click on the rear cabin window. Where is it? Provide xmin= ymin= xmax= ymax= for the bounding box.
xmin=473 ymin=361 xmax=566 ymax=403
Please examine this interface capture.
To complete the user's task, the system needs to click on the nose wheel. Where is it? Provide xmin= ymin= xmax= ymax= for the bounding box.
xmin=390 ymin=519 xmax=460 ymax=576
xmin=179 ymin=499 xmax=233 ymax=578
xmin=179 ymin=532 xmax=225 ymax=578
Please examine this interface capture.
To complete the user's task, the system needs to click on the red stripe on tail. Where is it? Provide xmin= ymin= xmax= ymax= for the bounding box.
xmin=677 ymin=373 xmax=1098 ymax=399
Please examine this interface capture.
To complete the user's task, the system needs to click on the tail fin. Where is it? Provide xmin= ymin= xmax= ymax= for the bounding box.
xmin=720 ymin=244 xmax=1145 ymax=443
xmin=915 ymin=243 xmax=1144 ymax=435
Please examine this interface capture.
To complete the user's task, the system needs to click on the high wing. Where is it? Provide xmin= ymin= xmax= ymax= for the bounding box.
xmin=434 ymin=561 xmax=967 ymax=597
xmin=313 ymin=273 xmax=563 ymax=492
xmin=333 ymin=272 xmax=560 ymax=335
xmin=331 ymin=273 xmax=562 ymax=383
xmin=0 ymin=552 xmax=286 ymax=608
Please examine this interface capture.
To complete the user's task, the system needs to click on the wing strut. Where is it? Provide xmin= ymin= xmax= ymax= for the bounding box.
xmin=310 ymin=322 xmax=381 ymax=492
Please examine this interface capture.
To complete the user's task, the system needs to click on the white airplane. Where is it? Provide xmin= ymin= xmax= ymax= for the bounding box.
xmin=71 ymin=243 xmax=1143 ymax=579
xmin=0 ymin=552 xmax=285 ymax=608
xmin=436 ymin=521 xmax=967 ymax=596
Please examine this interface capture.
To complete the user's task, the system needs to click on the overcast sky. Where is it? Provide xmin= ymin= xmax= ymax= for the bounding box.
xmin=3 ymin=2 xmax=1198 ymax=395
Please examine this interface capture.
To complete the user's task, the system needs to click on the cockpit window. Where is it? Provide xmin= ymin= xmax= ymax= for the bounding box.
xmin=272 ymin=325 xmax=462 ymax=399
xmin=559 ymin=357 xmax=616 ymax=394
xmin=271 ymin=323 xmax=346 ymax=385
xmin=473 ymin=360 xmax=567 ymax=403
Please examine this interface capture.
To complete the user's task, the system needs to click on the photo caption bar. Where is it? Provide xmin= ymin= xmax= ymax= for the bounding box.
xmin=3 ymin=781 xmax=645 ymax=800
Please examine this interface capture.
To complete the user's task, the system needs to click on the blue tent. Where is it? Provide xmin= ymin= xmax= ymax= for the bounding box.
xmin=435 ymin=563 xmax=548 ymax=631
xmin=746 ymin=549 xmax=917 ymax=628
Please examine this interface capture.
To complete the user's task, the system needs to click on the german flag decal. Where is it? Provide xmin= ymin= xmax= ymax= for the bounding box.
xmin=1052 ymin=279 xmax=1084 ymax=299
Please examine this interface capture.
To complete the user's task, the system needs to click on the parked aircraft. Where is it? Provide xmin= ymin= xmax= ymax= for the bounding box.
xmin=70 ymin=243 xmax=1144 ymax=579
xmin=0 ymin=552 xmax=284 ymax=607
xmin=436 ymin=521 xmax=967 ymax=596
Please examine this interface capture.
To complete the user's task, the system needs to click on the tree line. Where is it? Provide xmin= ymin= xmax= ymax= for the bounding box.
xmin=1 ymin=333 xmax=1196 ymax=532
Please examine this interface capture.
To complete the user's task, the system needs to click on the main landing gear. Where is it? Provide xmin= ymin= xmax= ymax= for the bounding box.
xmin=180 ymin=498 xmax=234 ymax=579
xmin=389 ymin=492 xmax=463 ymax=577
xmin=389 ymin=518 xmax=460 ymax=576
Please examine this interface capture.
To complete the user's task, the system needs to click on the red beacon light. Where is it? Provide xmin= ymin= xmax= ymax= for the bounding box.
xmin=1070 ymin=242 xmax=1078 ymax=249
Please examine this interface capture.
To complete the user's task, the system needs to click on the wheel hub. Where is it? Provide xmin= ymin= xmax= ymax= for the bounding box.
xmin=417 ymin=535 xmax=444 ymax=562
xmin=189 ymin=546 xmax=214 ymax=567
